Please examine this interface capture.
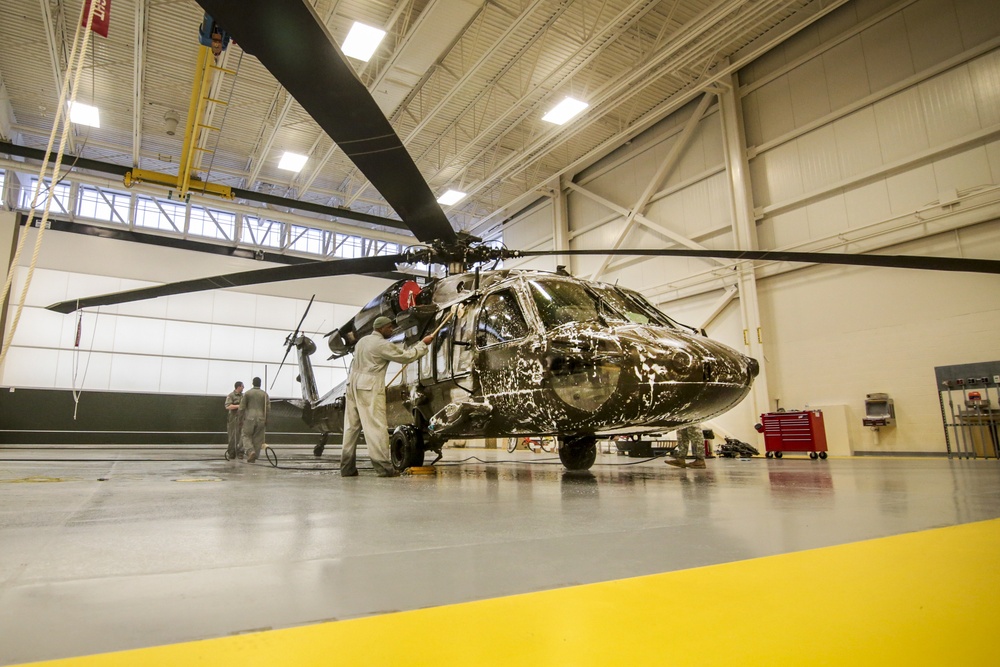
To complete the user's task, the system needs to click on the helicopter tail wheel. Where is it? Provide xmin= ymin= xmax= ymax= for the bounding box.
xmin=390 ymin=425 xmax=426 ymax=472
xmin=558 ymin=436 xmax=598 ymax=471
xmin=313 ymin=432 xmax=329 ymax=457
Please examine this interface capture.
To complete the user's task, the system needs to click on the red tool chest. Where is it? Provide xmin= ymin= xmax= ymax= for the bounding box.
xmin=759 ymin=410 xmax=828 ymax=459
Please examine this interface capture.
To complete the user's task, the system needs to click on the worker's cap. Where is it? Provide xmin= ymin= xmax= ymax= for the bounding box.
xmin=373 ymin=315 xmax=393 ymax=329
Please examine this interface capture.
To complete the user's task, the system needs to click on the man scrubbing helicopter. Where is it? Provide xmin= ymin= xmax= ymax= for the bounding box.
xmin=341 ymin=315 xmax=434 ymax=478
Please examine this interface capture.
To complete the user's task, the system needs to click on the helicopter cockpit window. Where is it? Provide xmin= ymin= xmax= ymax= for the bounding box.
xmin=527 ymin=279 xmax=601 ymax=330
xmin=591 ymin=285 xmax=674 ymax=327
xmin=477 ymin=290 xmax=529 ymax=347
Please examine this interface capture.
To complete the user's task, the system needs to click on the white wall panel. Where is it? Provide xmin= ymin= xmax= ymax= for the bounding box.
xmin=822 ymin=36 xmax=872 ymax=110
xmin=833 ymin=107 xmax=882 ymax=178
xmin=9 ymin=306 xmax=68 ymax=349
xmin=208 ymin=323 xmax=255 ymax=362
xmin=788 ymin=56 xmax=832 ymax=128
xmin=919 ymin=67 xmax=980 ymax=146
xmin=211 ymin=291 xmax=258 ymax=327
xmin=931 ymin=147 xmax=993 ymax=193
xmin=55 ymin=349 xmax=113 ymax=391
xmin=160 ymin=357 xmax=209 ymax=395
xmin=109 ymin=355 xmax=163 ymax=392
xmin=162 ymin=320 xmax=212 ymax=358
xmin=796 ymin=124 xmax=843 ymax=193
xmin=252 ymin=328 xmax=287 ymax=364
xmin=754 ymin=77 xmax=796 ymax=144
xmin=955 ymin=0 xmax=1000 ymax=48
xmin=207 ymin=360 xmax=253 ymax=397
xmin=843 ymin=180 xmax=893 ymax=229
xmin=3 ymin=347 xmax=58 ymax=388
xmin=14 ymin=268 xmax=68 ymax=306
xmin=116 ymin=281 xmax=169 ymax=319
xmin=166 ymin=291 xmax=215 ymax=324
xmin=873 ymin=86 xmax=930 ymax=163
xmin=861 ymin=12 xmax=916 ymax=92
xmin=969 ymin=50 xmax=1000 ymax=126
xmin=254 ymin=295 xmax=298 ymax=329
xmin=903 ymin=0 xmax=964 ymax=72
xmin=112 ymin=316 xmax=165 ymax=356
xmin=883 ymin=163 xmax=938 ymax=213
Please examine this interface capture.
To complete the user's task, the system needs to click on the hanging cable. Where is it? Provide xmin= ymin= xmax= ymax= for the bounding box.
xmin=71 ymin=306 xmax=100 ymax=420
xmin=0 ymin=1 xmax=100 ymax=369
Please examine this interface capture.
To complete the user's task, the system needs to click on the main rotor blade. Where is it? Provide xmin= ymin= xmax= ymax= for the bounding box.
xmin=197 ymin=0 xmax=457 ymax=246
xmin=517 ymin=248 xmax=1000 ymax=275
xmin=47 ymin=255 xmax=407 ymax=314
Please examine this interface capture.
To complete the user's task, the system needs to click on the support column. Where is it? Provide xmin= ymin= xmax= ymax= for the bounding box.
xmin=551 ymin=176 xmax=569 ymax=272
xmin=717 ymin=72 xmax=770 ymax=420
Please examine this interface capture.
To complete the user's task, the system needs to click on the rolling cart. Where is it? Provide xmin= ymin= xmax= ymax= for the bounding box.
xmin=757 ymin=410 xmax=828 ymax=459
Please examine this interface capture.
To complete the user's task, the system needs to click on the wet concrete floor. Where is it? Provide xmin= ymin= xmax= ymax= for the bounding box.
xmin=1 ymin=446 xmax=998 ymax=665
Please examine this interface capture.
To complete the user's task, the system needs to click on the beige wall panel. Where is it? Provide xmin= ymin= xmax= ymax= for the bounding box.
xmin=823 ymin=36 xmax=872 ymax=110
xmin=919 ymin=66 xmax=981 ymax=146
xmin=987 ymin=138 xmax=1000 ymax=179
xmin=969 ymin=50 xmax=1000 ymax=127
xmin=788 ymin=56 xmax=832 ymax=128
xmin=874 ymin=86 xmax=930 ymax=163
xmin=796 ymin=124 xmax=843 ymax=193
xmin=753 ymin=77 xmax=796 ymax=145
xmin=884 ymin=163 xmax=938 ymax=213
xmin=843 ymin=180 xmax=893 ymax=229
xmin=757 ymin=221 xmax=1000 ymax=453
xmin=750 ymin=141 xmax=804 ymax=206
xmin=861 ymin=12 xmax=916 ymax=92
xmin=704 ymin=173 xmax=732 ymax=234
xmin=741 ymin=84 xmax=764 ymax=147
xmin=567 ymin=191 xmax=609 ymax=234
xmin=955 ymin=0 xmax=1000 ymax=48
xmin=903 ymin=0 xmax=965 ymax=72
xmin=805 ymin=195 xmax=850 ymax=240
xmin=769 ymin=208 xmax=811 ymax=248
xmin=833 ymin=107 xmax=883 ymax=178
xmin=504 ymin=202 xmax=553 ymax=249
xmin=676 ymin=119 xmax=715 ymax=182
xmin=644 ymin=190 xmax=685 ymax=235
xmin=931 ymin=147 xmax=993 ymax=193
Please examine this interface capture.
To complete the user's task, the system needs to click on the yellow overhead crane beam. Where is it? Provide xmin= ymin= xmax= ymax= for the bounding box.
xmin=124 ymin=45 xmax=234 ymax=201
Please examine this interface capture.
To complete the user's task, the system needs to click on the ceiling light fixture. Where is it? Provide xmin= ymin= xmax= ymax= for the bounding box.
xmin=278 ymin=151 xmax=308 ymax=172
xmin=542 ymin=97 xmax=588 ymax=125
xmin=69 ymin=101 xmax=101 ymax=128
xmin=436 ymin=189 xmax=466 ymax=206
xmin=342 ymin=22 xmax=386 ymax=62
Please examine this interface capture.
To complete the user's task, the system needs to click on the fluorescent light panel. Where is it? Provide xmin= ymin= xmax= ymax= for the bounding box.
xmin=278 ymin=151 xmax=308 ymax=172
xmin=342 ymin=22 xmax=386 ymax=62
xmin=542 ymin=97 xmax=588 ymax=125
xmin=437 ymin=189 xmax=466 ymax=206
xmin=69 ymin=101 xmax=100 ymax=128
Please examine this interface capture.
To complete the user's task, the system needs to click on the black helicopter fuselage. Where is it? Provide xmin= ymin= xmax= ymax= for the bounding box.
xmin=293 ymin=269 xmax=758 ymax=448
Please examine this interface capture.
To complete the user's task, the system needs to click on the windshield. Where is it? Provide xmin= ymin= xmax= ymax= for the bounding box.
xmin=528 ymin=279 xmax=601 ymax=329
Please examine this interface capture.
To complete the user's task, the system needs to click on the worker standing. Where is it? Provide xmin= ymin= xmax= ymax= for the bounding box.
xmin=224 ymin=380 xmax=244 ymax=460
xmin=239 ymin=377 xmax=269 ymax=463
xmin=341 ymin=316 xmax=433 ymax=477
xmin=666 ymin=424 xmax=707 ymax=469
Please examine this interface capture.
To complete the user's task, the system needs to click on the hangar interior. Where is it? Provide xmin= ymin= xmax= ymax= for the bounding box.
xmin=1 ymin=0 xmax=999 ymax=665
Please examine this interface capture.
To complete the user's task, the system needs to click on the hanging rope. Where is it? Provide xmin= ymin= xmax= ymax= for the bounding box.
xmin=0 ymin=1 xmax=100 ymax=370
xmin=71 ymin=307 xmax=100 ymax=420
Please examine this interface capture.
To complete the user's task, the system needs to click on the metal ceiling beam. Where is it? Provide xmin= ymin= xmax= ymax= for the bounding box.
xmin=132 ymin=0 xmax=148 ymax=168
xmin=38 ymin=0 xmax=76 ymax=154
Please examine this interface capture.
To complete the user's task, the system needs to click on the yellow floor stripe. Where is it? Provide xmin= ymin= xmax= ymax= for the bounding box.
xmin=20 ymin=519 xmax=1000 ymax=666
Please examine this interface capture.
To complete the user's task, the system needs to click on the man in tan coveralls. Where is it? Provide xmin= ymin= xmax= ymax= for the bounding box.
xmin=224 ymin=381 xmax=244 ymax=459
xmin=239 ymin=376 xmax=269 ymax=463
xmin=341 ymin=316 xmax=433 ymax=477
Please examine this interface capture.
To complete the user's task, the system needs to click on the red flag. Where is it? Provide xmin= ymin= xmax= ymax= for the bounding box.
xmin=81 ymin=0 xmax=111 ymax=38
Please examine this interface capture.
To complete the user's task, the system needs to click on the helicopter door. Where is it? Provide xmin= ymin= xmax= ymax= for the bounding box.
xmin=451 ymin=300 xmax=476 ymax=378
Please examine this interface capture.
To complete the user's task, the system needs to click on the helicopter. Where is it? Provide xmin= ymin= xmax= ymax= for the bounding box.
xmin=44 ymin=0 xmax=1000 ymax=471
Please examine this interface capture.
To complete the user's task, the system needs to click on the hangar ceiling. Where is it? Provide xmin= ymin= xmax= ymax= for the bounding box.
xmin=0 ymin=0 xmax=845 ymax=239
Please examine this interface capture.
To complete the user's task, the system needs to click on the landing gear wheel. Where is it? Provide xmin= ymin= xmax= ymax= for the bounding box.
xmin=313 ymin=432 xmax=329 ymax=457
xmin=810 ymin=452 xmax=818 ymax=460
xmin=390 ymin=425 xmax=425 ymax=471
xmin=558 ymin=436 xmax=598 ymax=471
xmin=819 ymin=451 xmax=828 ymax=460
